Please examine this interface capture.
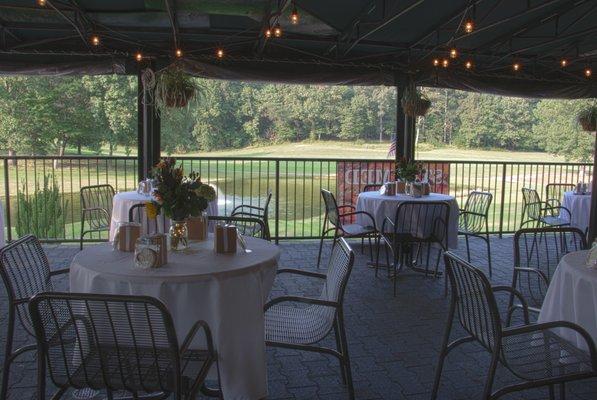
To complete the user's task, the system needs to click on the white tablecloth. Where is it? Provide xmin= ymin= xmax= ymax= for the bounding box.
xmin=70 ymin=237 xmax=280 ymax=400
xmin=355 ymin=192 xmax=459 ymax=249
xmin=109 ymin=191 xmax=218 ymax=240
xmin=0 ymin=200 xmax=5 ymax=247
xmin=561 ymin=191 xmax=592 ymax=233
xmin=538 ymin=250 xmax=597 ymax=352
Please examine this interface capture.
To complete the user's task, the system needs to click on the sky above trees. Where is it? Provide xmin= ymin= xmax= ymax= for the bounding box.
xmin=0 ymin=76 xmax=593 ymax=161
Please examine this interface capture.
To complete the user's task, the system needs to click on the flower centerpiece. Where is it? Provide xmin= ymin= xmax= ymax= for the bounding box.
xmin=396 ymin=157 xmax=423 ymax=182
xmin=147 ymin=157 xmax=216 ymax=250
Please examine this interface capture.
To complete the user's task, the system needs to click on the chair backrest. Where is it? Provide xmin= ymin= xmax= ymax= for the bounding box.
xmin=321 ymin=189 xmax=342 ymax=228
xmin=29 ymin=292 xmax=182 ymax=395
xmin=513 ymin=227 xmax=587 ymax=307
xmin=392 ymin=201 xmax=450 ymax=246
xmin=208 ymin=215 xmax=268 ymax=240
xmin=460 ymin=191 xmax=493 ymax=233
xmin=444 ymin=252 xmax=502 ymax=351
xmin=322 ymin=238 xmax=355 ymax=304
xmin=521 ymin=188 xmax=542 ymax=221
xmin=128 ymin=203 xmax=166 ymax=235
xmin=363 ymin=184 xmax=382 ymax=192
xmin=80 ymin=184 xmax=115 ymax=229
xmin=0 ymin=235 xmax=52 ymax=336
xmin=545 ymin=183 xmax=575 ymax=203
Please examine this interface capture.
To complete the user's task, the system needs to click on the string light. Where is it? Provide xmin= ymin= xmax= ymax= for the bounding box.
xmin=449 ymin=48 xmax=458 ymax=59
xmin=265 ymin=27 xmax=272 ymax=38
xmin=175 ymin=49 xmax=183 ymax=58
xmin=464 ymin=60 xmax=473 ymax=70
xmin=274 ymin=23 xmax=282 ymax=38
xmin=216 ymin=48 xmax=224 ymax=59
xmin=512 ymin=62 xmax=521 ymax=72
xmin=37 ymin=0 xmax=47 ymax=6
xmin=442 ymin=58 xmax=449 ymax=68
xmin=290 ymin=5 xmax=299 ymax=24
xmin=585 ymin=67 xmax=592 ymax=78
xmin=90 ymin=35 xmax=100 ymax=46
xmin=433 ymin=58 xmax=440 ymax=67
xmin=464 ymin=20 xmax=474 ymax=33
xmin=135 ymin=52 xmax=143 ymax=62
xmin=560 ymin=59 xmax=568 ymax=68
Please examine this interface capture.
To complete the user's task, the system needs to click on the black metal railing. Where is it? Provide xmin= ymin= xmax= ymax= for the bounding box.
xmin=0 ymin=155 xmax=592 ymax=242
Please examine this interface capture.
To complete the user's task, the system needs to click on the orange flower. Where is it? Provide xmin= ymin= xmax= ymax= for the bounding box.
xmin=145 ymin=201 xmax=158 ymax=219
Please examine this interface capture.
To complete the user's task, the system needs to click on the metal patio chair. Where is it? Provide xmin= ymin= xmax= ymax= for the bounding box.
xmin=28 ymin=292 xmax=218 ymax=400
xmin=230 ymin=190 xmax=272 ymax=240
xmin=317 ymin=189 xmax=377 ymax=269
xmin=265 ymin=237 xmax=355 ymax=400
xmin=521 ymin=187 xmax=570 ymax=229
xmin=208 ymin=215 xmax=268 ymax=240
xmin=545 ymin=183 xmax=575 ymax=217
xmin=508 ymin=227 xmax=587 ymax=322
xmin=377 ymin=200 xmax=450 ymax=296
xmin=0 ymin=235 xmax=69 ymax=400
xmin=128 ymin=203 xmax=167 ymax=235
xmin=432 ymin=252 xmax=597 ymax=400
xmin=80 ymin=184 xmax=115 ymax=249
xmin=458 ymin=191 xmax=493 ymax=277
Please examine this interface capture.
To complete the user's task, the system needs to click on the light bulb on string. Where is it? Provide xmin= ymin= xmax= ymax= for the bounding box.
xmin=90 ymin=35 xmax=100 ymax=46
xmin=464 ymin=20 xmax=474 ymax=33
xmin=135 ymin=52 xmax=143 ymax=62
xmin=274 ymin=23 xmax=282 ymax=38
xmin=449 ymin=48 xmax=458 ymax=59
xmin=512 ymin=62 xmax=521 ymax=72
xmin=442 ymin=58 xmax=449 ymax=68
xmin=560 ymin=59 xmax=568 ymax=68
xmin=216 ymin=48 xmax=225 ymax=59
xmin=432 ymin=58 xmax=440 ymax=67
xmin=37 ymin=0 xmax=47 ymax=6
xmin=175 ymin=49 xmax=183 ymax=58
xmin=290 ymin=5 xmax=299 ymax=24
xmin=464 ymin=60 xmax=473 ymax=70
xmin=265 ymin=27 xmax=272 ymax=38
xmin=585 ymin=67 xmax=592 ymax=78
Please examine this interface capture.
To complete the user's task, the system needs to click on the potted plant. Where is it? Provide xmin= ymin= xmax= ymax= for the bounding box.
xmin=577 ymin=106 xmax=597 ymax=131
xmin=153 ymin=64 xmax=203 ymax=109
xmin=401 ymin=86 xmax=431 ymax=117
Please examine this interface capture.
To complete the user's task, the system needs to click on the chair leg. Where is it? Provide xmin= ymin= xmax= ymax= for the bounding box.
xmin=559 ymin=382 xmax=565 ymax=400
xmin=360 ymin=237 xmax=365 ymax=254
xmin=316 ymin=228 xmax=326 ymax=269
xmin=482 ymin=350 xmax=500 ymax=400
xmin=1 ymin=312 xmax=15 ymax=400
xmin=431 ymin=307 xmax=455 ymax=400
xmin=485 ymin=233 xmax=492 ymax=278
xmin=80 ymin=214 xmax=86 ymax=250
xmin=548 ymin=385 xmax=556 ymax=400
xmin=333 ymin=323 xmax=347 ymax=384
xmin=464 ymin=234 xmax=471 ymax=262
xmin=337 ymin=312 xmax=354 ymax=400
xmin=367 ymin=235 xmax=373 ymax=262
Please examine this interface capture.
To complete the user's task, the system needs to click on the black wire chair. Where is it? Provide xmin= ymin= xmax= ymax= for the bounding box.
xmin=317 ymin=189 xmax=377 ymax=269
xmin=545 ymin=183 xmax=575 ymax=218
xmin=80 ymin=184 xmax=115 ymax=250
xmin=265 ymin=237 xmax=355 ymax=400
xmin=128 ymin=203 xmax=167 ymax=235
xmin=28 ymin=292 xmax=218 ymax=400
xmin=230 ymin=190 xmax=272 ymax=240
xmin=377 ymin=201 xmax=450 ymax=296
xmin=362 ymin=184 xmax=382 ymax=192
xmin=521 ymin=187 xmax=570 ymax=229
xmin=0 ymin=235 xmax=69 ymax=400
xmin=458 ymin=191 xmax=493 ymax=277
xmin=508 ymin=227 xmax=587 ymax=322
xmin=208 ymin=215 xmax=268 ymax=240
xmin=432 ymin=252 xmax=597 ymax=400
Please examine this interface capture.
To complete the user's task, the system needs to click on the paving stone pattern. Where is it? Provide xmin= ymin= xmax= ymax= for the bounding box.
xmin=1 ymin=236 xmax=596 ymax=399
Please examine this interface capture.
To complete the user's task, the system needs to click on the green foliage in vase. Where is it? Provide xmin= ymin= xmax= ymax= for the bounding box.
xmin=15 ymin=175 xmax=67 ymax=238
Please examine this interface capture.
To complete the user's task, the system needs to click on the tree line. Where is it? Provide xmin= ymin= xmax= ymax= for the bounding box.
xmin=0 ymin=75 xmax=593 ymax=161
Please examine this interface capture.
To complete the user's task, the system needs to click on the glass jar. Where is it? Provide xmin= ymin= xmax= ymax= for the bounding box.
xmin=169 ymin=220 xmax=189 ymax=251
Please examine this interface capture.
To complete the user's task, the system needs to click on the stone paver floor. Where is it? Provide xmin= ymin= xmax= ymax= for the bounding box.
xmin=1 ymin=236 xmax=596 ymax=399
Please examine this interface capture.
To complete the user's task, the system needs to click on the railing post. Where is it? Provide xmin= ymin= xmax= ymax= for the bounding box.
xmin=274 ymin=160 xmax=280 ymax=244
xmin=3 ymin=158 xmax=12 ymax=242
xmin=498 ymin=163 xmax=507 ymax=238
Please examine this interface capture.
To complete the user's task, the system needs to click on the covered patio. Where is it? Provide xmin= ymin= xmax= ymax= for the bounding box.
xmin=0 ymin=1 xmax=597 ymax=400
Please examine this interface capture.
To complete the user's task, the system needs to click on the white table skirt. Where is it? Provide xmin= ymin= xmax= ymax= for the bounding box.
xmin=355 ymin=192 xmax=459 ymax=249
xmin=0 ymin=199 xmax=5 ymax=247
xmin=561 ymin=191 xmax=592 ymax=233
xmin=538 ymin=250 xmax=597 ymax=352
xmin=70 ymin=237 xmax=280 ymax=400
xmin=109 ymin=191 xmax=218 ymax=240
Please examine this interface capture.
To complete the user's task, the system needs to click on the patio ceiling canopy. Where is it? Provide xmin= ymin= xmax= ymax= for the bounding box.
xmin=0 ymin=0 xmax=596 ymax=98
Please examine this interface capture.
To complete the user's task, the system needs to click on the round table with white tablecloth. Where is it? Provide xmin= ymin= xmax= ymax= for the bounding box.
xmin=561 ymin=191 xmax=592 ymax=233
xmin=109 ymin=191 xmax=218 ymax=241
xmin=355 ymin=191 xmax=460 ymax=249
xmin=70 ymin=236 xmax=280 ymax=400
xmin=538 ymin=250 xmax=597 ymax=352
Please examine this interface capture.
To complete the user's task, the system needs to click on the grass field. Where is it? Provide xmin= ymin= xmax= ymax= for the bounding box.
xmin=0 ymin=142 xmax=588 ymax=242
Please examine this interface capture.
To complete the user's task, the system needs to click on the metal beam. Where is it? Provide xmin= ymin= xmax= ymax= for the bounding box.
xmin=343 ymin=0 xmax=425 ymax=57
xmin=137 ymin=66 xmax=161 ymax=179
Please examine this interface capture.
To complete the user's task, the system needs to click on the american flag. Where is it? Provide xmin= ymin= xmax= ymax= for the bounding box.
xmin=387 ymin=135 xmax=396 ymax=158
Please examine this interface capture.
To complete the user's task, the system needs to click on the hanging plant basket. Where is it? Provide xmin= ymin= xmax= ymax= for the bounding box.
xmin=577 ymin=106 xmax=597 ymax=132
xmin=152 ymin=64 xmax=204 ymax=110
xmin=401 ymin=86 xmax=432 ymax=117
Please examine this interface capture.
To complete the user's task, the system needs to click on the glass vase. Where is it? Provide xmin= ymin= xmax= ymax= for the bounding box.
xmin=169 ymin=220 xmax=189 ymax=251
